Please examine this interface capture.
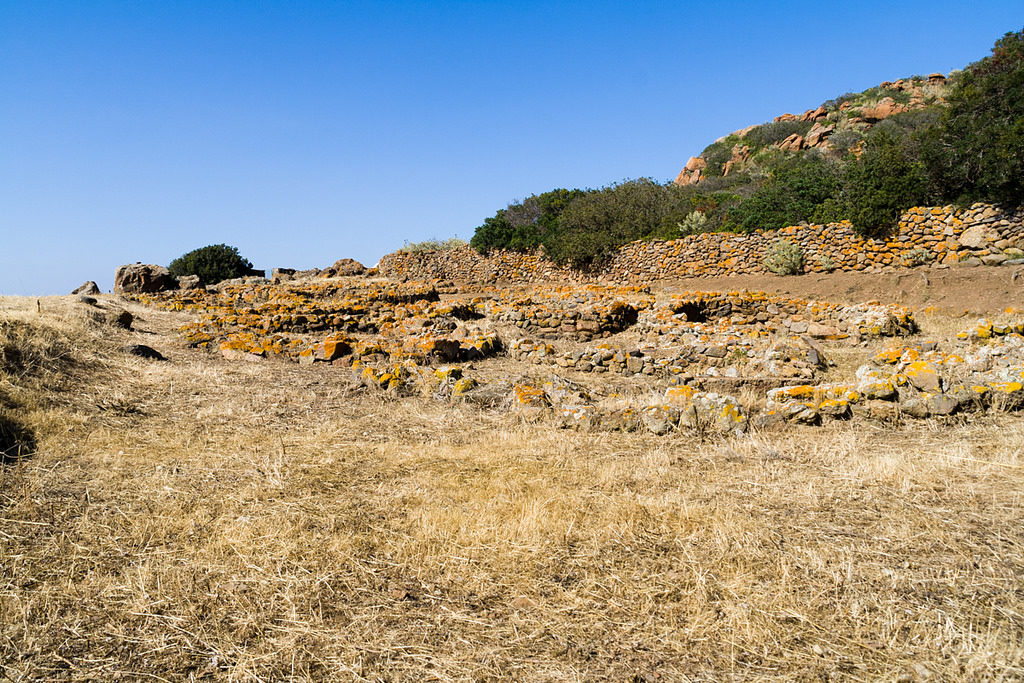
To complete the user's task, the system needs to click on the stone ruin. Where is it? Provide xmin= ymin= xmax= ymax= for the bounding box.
xmin=126 ymin=275 xmax=1024 ymax=437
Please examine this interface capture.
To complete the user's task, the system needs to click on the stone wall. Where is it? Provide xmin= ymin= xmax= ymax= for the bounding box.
xmin=377 ymin=203 xmax=1024 ymax=283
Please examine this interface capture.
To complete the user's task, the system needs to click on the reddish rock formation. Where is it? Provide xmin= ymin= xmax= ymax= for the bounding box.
xmin=673 ymin=156 xmax=706 ymax=186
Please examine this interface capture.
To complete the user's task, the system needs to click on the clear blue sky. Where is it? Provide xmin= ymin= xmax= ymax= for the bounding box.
xmin=1 ymin=1 xmax=1020 ymax=294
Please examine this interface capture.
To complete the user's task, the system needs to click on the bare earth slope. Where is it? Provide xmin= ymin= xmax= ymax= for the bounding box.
xmin=657 ymin=265 xmax=1024 ymax=316
xmin=1 ymin=270 xmax=1023 ymax=681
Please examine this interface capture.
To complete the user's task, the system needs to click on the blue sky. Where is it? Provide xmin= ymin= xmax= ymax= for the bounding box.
xmin=1 ymin=1 xmax=1020 ymax=294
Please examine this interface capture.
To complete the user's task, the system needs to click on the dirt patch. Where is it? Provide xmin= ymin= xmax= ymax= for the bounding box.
xmin=654 ymin=264 xmax=1024 ymax=315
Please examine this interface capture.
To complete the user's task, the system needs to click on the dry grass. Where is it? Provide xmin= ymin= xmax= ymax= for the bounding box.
xmin=2 ymin=295 xmax=1023 ymax=681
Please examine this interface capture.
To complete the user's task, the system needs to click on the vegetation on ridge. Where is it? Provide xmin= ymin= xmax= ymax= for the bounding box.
xmin=469 ymin=28 xmax=1024 ymax=269
xmin=168 ymin=243 xmax=255 ymax=286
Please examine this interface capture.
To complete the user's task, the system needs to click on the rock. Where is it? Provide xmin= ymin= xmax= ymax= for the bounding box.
xmin=926 ymin=394 xmax=958 ymax=416
xmin=958 ymin=226 xmax=996 ymax=249
xmin=959 ymin=257 xmax=982 ymax=268
xmin=852 ymin=400 xmax=900 ymax=422
xmin=805 ymin=122 xmax=834 ymax=147
xmin=114 ymin=263 xmax=177 ymax=294
xmin=325 ymin=258 xmax=366 ymax=277
xmin=899 ymin=397 xmax=930 ymax=419
xmin=806 ymin=322 xmax=840 ymax=339
xmin=456 ymin=380 xmax=512 ymax=409
xmin=861 ymin=97 xmax=906 ymax=122
xmin=673 ymin=156 xmax=706 ymax=186
xmin=904 ymin=361 xmax=941 ymax=393
xmin=77 ymin=295 xmax=97 ymax=306
xmin=777 ymin=133 xmax=805 ymax=152
xmin=124 ymin=344 xmax=166 ymax=361
xmin=71 ymin=281 xmax=100 ymax=295
xmin=800 ymin=105 xmax=827 ymax=122
xmin=981 ymin=253 xmax=1008 ymax=266
xmin=642 ymin=405 xmax=679 ymax=435
xmin=109 ymin=309 xmax=134 ymax=329
xmin=704 ymin=345 xmax=728 ymax=358
xmin=177 ymin=274 xmax=202 ymax=290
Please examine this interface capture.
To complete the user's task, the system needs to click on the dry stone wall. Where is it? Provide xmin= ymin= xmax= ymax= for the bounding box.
xmin=378 ymin=203 xmax=1024 ymax=283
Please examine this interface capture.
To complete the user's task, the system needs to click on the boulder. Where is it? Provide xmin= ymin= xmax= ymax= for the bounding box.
xmin=176 ymin=274 xmax=202 ymax=290
xmin=114 ymin=263 xmax=177 ymax=294
xmin=805 ymin=122 xmax=834 ymax=147
xmin=777 ymin=133 xmax=805 ymax=152
xmin=326 ymin=258 xmax=366 ymax=277
xmin=861 ymin=97 xmax=906 ymax=122
xmin=958 ymin=226 xmax=996 ymax=249
xmin=71 ymin=281 xmax=100 ymax=295
xmin=673 ymin=156 xmax=706 ymax=186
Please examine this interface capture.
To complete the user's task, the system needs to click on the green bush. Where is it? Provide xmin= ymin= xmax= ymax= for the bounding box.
xmin=763 ymin=239 xmax=804 ymax=275
xmin=168 ymin=244 xmax=254 ymax=286
xmin=921 ymin=28 xmax=1024 ymax=208
xmin=744 ymin=120 xmax=813 ymax=150
xmin=904 ymin=248 xmax=934 ymax=266
xmin=725 ymin=154 xmax=842 ymax=232
xmin=546 ymin=179 xmax=691 ymax=268
xmin=470 ymin=189 xmax=584 ymax=254
xmin=842 ymin=128 xmax=928 ymax=236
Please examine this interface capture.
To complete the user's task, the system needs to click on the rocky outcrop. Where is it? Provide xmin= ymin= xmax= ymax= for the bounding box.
xmin=322 ymin=258 xmax=366 ymax=277
xmin=71 ymin=281 xmax=101 ymax=295
xmin=673 ymin=156 xmax=706 ymax=186
xmin=861 ymin=97 xmax=908 ymax=122
xmin=114 ymin=264 xmax=177 ymax=294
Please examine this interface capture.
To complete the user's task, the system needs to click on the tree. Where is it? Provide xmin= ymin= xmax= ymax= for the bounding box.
xmin=725 ymin=154 xmax=842 ymax=232
xmin=469 ymin=189 xmax=584 ymax=254
xmin=168 ymin=244 xmax=254 ymax=286
xmin=546 ymin=179 xmax=685 ymax=268
xmin=922 ymin=28 xmax=1024 ymax=207
xmin=842 ymin=128 xmax=928 ymax=236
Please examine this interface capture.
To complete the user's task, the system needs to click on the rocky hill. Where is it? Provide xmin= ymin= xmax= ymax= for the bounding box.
xmin=674 ymin=73 xmax=951 ymax=186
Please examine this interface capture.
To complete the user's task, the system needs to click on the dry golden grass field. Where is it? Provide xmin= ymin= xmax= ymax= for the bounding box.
xmin=2 ymin=275 xmax=1023 ymax=681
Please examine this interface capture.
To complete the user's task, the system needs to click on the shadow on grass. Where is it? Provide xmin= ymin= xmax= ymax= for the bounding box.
xmin=0 ymin=409 xmax=36 ymax=464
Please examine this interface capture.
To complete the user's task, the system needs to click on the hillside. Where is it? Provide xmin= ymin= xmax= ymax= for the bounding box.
xmin=673 ymin=73 xmax=951 ymax=186
xmin=468 ymin=29 xmax=1023 ymax=269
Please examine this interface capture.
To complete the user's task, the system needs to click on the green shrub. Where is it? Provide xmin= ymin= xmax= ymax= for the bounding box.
xmin=725 ymin=154 xmax=842 ymax=232
xmin=676 ymin=211 xmax=709 ymax=236
xmin=817 ymin=254 xmax=836 ymax=272
xmin=744 ymin=120 xmax=813 ymax=149
xmin=842 ymin=128 xmax=928 ymax=237
xmin=920 ymin=28 xmax=1024 ymax=208
xmin=904 ymin=248 xmax=934 ymax=266
xmin=546 ymin=179 xmax=674 ymax=268
xmin=470 ymin=189 xmax=584 ymax=254
xmin=700 ymin=139 xmax=738 ymax=177
xmin=168 ymin=244 xmax=254 ymax=286
xmin=763 ymin=239 xmax=804 ymax=275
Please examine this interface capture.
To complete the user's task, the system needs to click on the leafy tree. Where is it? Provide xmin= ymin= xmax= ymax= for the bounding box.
xmin=168 ymin=244 xmax=254 ymax=286
xmin=470 ymin=189 xmax=584 ymax=253
xmin=546 ymin=179 xmax=688 ymax=268
xmin=921 ymin=28 xmax=1024 ymax=207
xmin=725 ymin=154 xmax=842 ymax=232
xmin=842 ymin=128 xmax=928 ymax=236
